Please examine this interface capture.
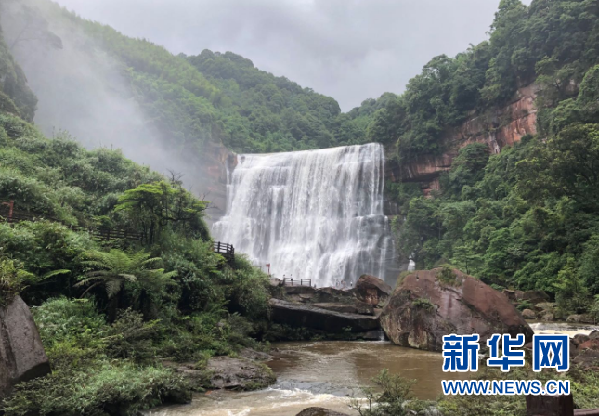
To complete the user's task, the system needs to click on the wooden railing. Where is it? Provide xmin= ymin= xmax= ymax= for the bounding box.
xmin=1 ymin=202 xmax=142 ymax=242
xmin=214 ymin=241 xmax=235 ymax=262
xmin=2 ymin=202 xmax=235 ymax=260
xmin=282 ymin=278 xmax=312 ymax=287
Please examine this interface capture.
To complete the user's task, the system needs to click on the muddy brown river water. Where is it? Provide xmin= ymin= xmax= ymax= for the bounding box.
xmin=147 ymin=341 xmax=468 ymax=416
xmin=147 ymin=323 xmax=599 ymax=416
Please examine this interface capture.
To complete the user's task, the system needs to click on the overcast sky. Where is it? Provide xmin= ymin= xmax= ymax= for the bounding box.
xmin=52 ymin=0 xmax=520 ymax=111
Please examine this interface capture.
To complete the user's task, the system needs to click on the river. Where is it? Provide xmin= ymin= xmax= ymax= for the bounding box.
xmin=147 ymin=322 xmax=599 ymax=416
xmin=148 ymin=341 xmax=468 ymax=416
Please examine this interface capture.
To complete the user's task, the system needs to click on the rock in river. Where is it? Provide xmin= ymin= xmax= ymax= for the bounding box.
xmin=269 ymin=298 xmax=380 ymax=333
xmin=380 ymin=268 xmax=533 ymax=351
xmin=170 ymin=355 xmax=276 ymax=391
xmin=0 ymin=296 xmax=51 ymax=399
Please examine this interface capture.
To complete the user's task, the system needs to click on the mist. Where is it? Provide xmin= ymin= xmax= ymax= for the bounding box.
xmin=0 ymin=0 xmax=226 ymax=220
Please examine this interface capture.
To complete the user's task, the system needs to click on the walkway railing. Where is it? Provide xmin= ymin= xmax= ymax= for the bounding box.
xmin=214 ymin=241 xmax=235 ymax=262
xmin=1 ymin=201 xmax=142 ymax=242
xmin=282 ymin=278 xmax=312 ymax=287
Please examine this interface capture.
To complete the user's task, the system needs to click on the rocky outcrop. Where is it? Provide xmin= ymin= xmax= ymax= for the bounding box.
xmin=201 ymin=141 xmax=236 ymax=225
xmin=567 ymin=314 xmax=595 ymax=324
xmin=355 ymin=275 xmax=392 ymax=307
xmin=276 ymin=286 xmax=358 ymax=305
xmin=379 ymin=268 xmax=533 ymax=351
xmin=207 ymin=356 xmax=275 ymax=390
xmin=269 ymin=298 xmax=380 ymax=333
xmin=296 ymin=408 xmax=350 ymax=416
xmin=168 ymin=352 xmax=275 ymax=391
xmin=0 ymin=296 xmax=51 ymax=399
xmin=385 ymin=84 xmax=539 ymax=197
xmin=521 ymin=309 xmax=537 ymax=319
xmin=312 ymin=303 xmax=373 ymax=315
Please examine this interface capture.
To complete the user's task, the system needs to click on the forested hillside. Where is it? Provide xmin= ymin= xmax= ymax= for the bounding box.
xmin=0 ymin=20 xmax=272 ymax=415
xmin=384 ymin=0 xmax=599 ymax=319
xmin=369 ymin=0 xmax=599 ymax=162
xmin=0 ymin=0 xmax=380 ymax=155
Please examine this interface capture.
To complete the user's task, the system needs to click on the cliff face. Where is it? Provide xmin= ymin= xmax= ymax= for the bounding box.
xmin=200 ymin=141 xmax=236 ymax=225
xmin=385 ymin=84 xmax=539 ymax=196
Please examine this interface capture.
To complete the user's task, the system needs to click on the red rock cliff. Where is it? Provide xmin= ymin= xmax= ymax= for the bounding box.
xmin=385 ymin=84 xmax=539 ymax=196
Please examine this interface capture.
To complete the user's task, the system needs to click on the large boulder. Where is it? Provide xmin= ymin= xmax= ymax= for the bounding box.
xmin=356 ymin=275 xmax=393 ymax=306
xmin=379 ymin=268 xmax=533 ymax=351
xmin=0 ymin=296 xmax=51 ymax=399
xmin=269 ymin=298 xmax=380 ymax=333
xmin=207 ymin=356 xmax=276 ymax=390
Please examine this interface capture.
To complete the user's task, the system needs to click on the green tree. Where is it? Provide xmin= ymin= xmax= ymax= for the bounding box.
xmin=76 ymin=250 xmax=176 ymax=320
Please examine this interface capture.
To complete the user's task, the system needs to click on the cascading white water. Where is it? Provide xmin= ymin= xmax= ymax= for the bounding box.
xmin=212 ymin=143 xmax=396 ymax=287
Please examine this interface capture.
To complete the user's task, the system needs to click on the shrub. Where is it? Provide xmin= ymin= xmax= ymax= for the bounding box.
xmin=0 ymin=259 xmax=34 ymax=306
xmin=32 ymin=297 xmax=108 ymax=368
xmin=2 ymin=361 xmax=188 ymax=416
xmin=412 ymin=297 xmax=436 ymax=312
xmin=351 ymin=369 xmax=417 ymax=416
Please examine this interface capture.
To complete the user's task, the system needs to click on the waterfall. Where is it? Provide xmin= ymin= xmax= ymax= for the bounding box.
xmin=212 ymin=143 xmax=396 ymax=287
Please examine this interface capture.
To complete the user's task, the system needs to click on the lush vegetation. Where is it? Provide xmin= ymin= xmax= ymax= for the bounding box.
xmin=3 ymin=0 xmax=599 ymax=414
xmin=388 ymin=0 xmax=599 ymax=320
xmin=368 ymin=0 xmax=599 ymax=162
xmin=0 ymin=22 xmax=271 ymax=414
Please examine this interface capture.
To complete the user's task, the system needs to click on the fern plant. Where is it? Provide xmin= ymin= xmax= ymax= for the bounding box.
xmin=75 ymin=249 xmax=176 ymax=319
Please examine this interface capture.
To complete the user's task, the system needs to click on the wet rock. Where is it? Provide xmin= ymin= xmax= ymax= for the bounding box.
xmin=566 ymin=314 xmax=595 ymax=324
xmin=207 ymin=357 xmax=276 ymax=390
xmin=313 ymin=302 xmax=374 ymax=316
xmin=380 ymin=268 xmax=533 ymax=351
xmin=312 ymin=287 xmax=357 ymax=304
xmin=573 ymin=334 xmax=591 ymax=346
xmin=296 ymin=408 xmax=350 ymax=416
xmin=0 ymin=296 xmax=51 ymax=399
xmin=521 ymin=309 xmax=537 ymax=319
xmin=277 ymin=286 xmax=357 ymax=305
xmin=572 ymin=349 xmax=599 ymax=369
xmin=269 ymin=298 xmax=380 ymax=333
xmin=590 ymin=330 xmax=599 ymax=340
xmin=168 ymin=354 xmax=275 ymax=391
xmin=355 ymin=275 xmax=392 ymax=307
xmin=579 ymin=339 xmax=599 ymax=351
xmin=540 ymin=312 xmax=554 ymax=322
